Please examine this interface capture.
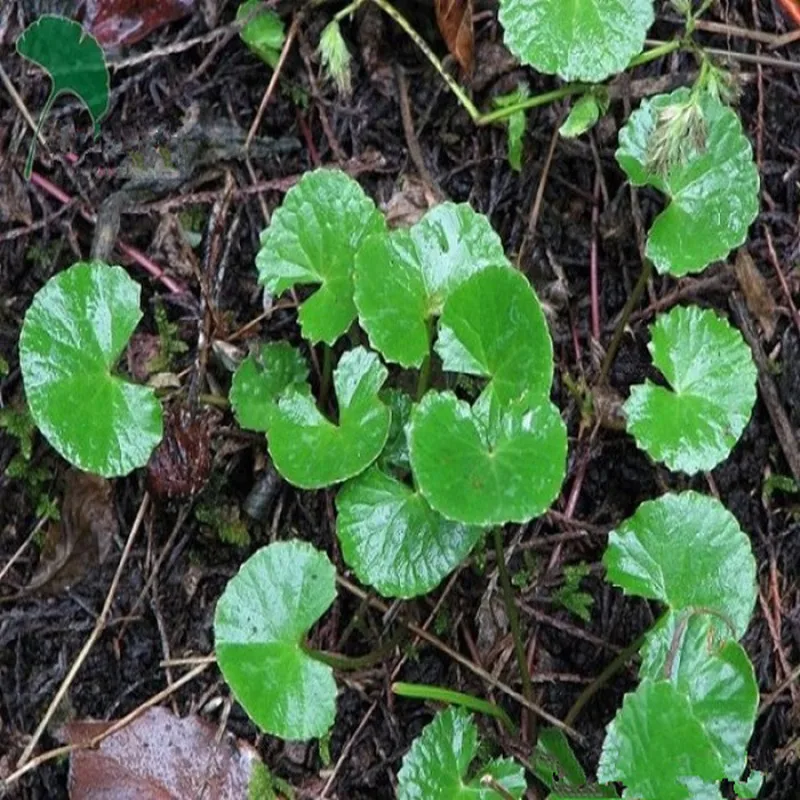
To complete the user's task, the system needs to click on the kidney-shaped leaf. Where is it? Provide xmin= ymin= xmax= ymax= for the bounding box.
xmin=230 ymin=342 xmax=309 ymax=433
xmin=336 ymin=466 xmax=484 ymax=598
xmin=409 ymin=392 xmax=567 ymax=526
xmin=17 ymin=15 xmax=110 ymax=176
xmin=498 ymin=0 xmax=654 ymax=82
xmin=397 ymin=707 xmax=526 ymax=800
xmin=20 ymin=262 xmax=163 ymax=477
xmin=640 ymin=614 xmax=758 ymax=780
xmin=616 ymin=89 xmax=759 ymax=276
xmin=256 ymin=169 xmax=385 ymax=345
xmin=598 ymin=679 xmax=725 ymax=800
xmin=354 ymin=203 xmax=507 ymax=367
xmin=268 ymin=347 xmax=391 ymax=488
xmin=624 ymin=305 xmax=757 ymax=474
xmin=436 ymin=266 xmax=553 ymax=407
xmin=214 ymin=540 xmax=337 ymax=741
xmin=603 ymin=491 xmax=757 ymax=640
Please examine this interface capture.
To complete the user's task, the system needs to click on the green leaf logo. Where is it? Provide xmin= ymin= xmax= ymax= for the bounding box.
xmin=19 ymin=262 xmax=163 ymax=477
xmin=16 ymin=15 xmax=110 ymax=177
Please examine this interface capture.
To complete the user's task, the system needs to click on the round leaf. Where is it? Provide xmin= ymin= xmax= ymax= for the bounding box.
xmin=436 ymin=266 xmax=553 ymax=407
xmin=336 ymin=467 xmax=484 ymax=598
xmin=230 ymin=342 xmax=309 ymax=433
xmin=397 ymin=707 xmax=526 ymax=799
xmin=409 ymin=392 xmax=567 ymax=526
xmin=20 ymin=262 xmax=163 ymax=477
xmin=354 ymin=203 xmax=507 ymax=367
xmin=616 ymin=89 xmax=759 ymax=276
xmin=256 ymin=169 xmax=385 ymax=345
xmin=237 ymin=0 xmax=285 ymax=67
xmin=214 ymin=541 xmax=337 ymax=740
xmin=624 ymin=305 xmax=757 ymax=473
xmin=17 ymin=15 xmax=109 ymax=131
xmin=498 ymin=0 xmax=654 ymax=82
xmin=268 ymin=347 xmax=391 ymax=488
xmin=603 ymin=491 xmax=757 ymax=640
xmin=598 ymin=679 xmax=725 ymax=800
xmin=640 ymin=614 xmax=758 ymax=779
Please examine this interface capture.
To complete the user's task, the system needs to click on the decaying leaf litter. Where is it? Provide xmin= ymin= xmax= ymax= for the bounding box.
xmin=1 ymin=0 xmax=800 ymax=796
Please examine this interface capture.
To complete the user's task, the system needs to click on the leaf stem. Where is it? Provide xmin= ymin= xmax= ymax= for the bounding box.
xmin=416 ymin=317 xmax=434 ymax=400
xmin=596 ymin=259 xmax=653 ymax=385
xmin=492 ymin=527 xmax=536 ymax=742
xmin=392 ymin=682 xmax=518 ymax=736
xmin=367 ymin=0 xmax=481 ymax=121
xmin=319 ymin=344 xmax=333 ymax=411
xmin=24 ymin=90 xmax=56 ymax=179
xmin=334 ymin=0 xmax=367 ymax=21
xmin=305 ymin=624 xmax=406 ymax=671
xmin=563 ymin=632 xmax=645 ymax=728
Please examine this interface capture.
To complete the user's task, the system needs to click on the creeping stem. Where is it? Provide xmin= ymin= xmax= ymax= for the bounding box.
xmin=492 ymin=527 xmax=536 ymax=741
xmin=305 ymin=623 xmax=407 ymax=671
xmin=393 ymin=682 xmax=519 ymax=736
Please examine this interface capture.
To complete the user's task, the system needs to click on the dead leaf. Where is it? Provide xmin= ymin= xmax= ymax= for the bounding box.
xmin=735 ymin=248 xmax=777 ymax=341
xmin=27 ymin=470 xmax=117 ymax=595
xmin=62 ymin=707 xmax=261 ymax=800
xmin=81 ymin=0 xmax=196 ymax=48
xmin=382 ymin=175 xmax=438 ymax=229
xmin=0 ymin=165 xmax=32 ymax=226
xmin=435 ymin=0 xmax=474 ymax=74
xmin=146 ymin=407 xmax=213 ymax=501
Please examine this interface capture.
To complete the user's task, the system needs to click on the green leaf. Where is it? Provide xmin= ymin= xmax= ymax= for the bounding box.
xmin=735 ymin=771 xmax=764 ymax=798
xmin=214 ymin=541 xmax=337 ymax=740
xmin=624 ymin=305 xmax=757 ymax=473
xmin=598 ymin=679 xmax=725 ymax=800
xmin=354 ymin=203 xmax=507 ymax=367
xmin=19 ymin=262 xmax=163 ymax=477
xmin=397 ymin=708 xmax=526 ymax=799
xmin=409 ymin=392 xmax=567 ymax=526
xmin=559 ymin=92 xmax=609 ymax=139
xmin=494 ymin=86 xmax=529 ymax=171
xmin=553 ymin=563 xmax=594 ymax=622
xmin=230 ymin=342 xmax=309 ymax=433
xmin=268 ymin=347 xmax=391 ymax=488
xmin=498 ymin=0 xmax=654 ymax=82
xmin=336 ymin=466 xmax=484 ymax=598
xmin=237 ymin=0 xmax=285 ymax=68
xmin=532 ymin=728 xmax=586 ymax=790
xmin=257 ymin=169 xmax=385 ymax=345
xmin=436 ymin=266 xmax=554 ymax=408
xmin=319 ymin=20 xmax=353 ymax=95
xmin=640 ymin=615 xmax=758 ymax=779
xmin=616 ymin=89 xmax=759 ymax=275
xmin=378 ymin=388 xmax=413 ymax=474
xmin=16 ymin=15 xmax=109 ymax=177
xmin=603 ymin=491 xmax=757 ymax=640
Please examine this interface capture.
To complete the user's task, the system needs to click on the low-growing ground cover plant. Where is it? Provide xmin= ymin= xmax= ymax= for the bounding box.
xmin=7 ymin=0 xmax=775 ymax=796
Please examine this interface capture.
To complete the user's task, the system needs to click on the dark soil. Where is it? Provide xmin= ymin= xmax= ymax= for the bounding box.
xmin=2 ymin=0 xmax=800 ymax=797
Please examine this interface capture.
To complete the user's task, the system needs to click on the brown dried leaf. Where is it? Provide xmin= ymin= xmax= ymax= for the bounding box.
xmin=435 ymin=0 xmax=474 ymax=74
xmin=735 ymin=248 xmax=777 ymax=341
xmin=0 ymin=165 xmax=32 ymax=226
xmin=63 ymin=707 xmax=260 ymax=800
xmin=82 ymin=0 xmax=196 ymax=48
xmin=27 ymin=470 xmax=117 ymax=595
xmin=145 ymin=407 xmax=213 ymax=501
xmin=382 ymin=175 xmax=438 ymax=229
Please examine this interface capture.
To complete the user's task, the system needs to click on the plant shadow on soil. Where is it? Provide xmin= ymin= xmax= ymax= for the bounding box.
xmin=1 ymin=0 xmax=800 ymax=796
